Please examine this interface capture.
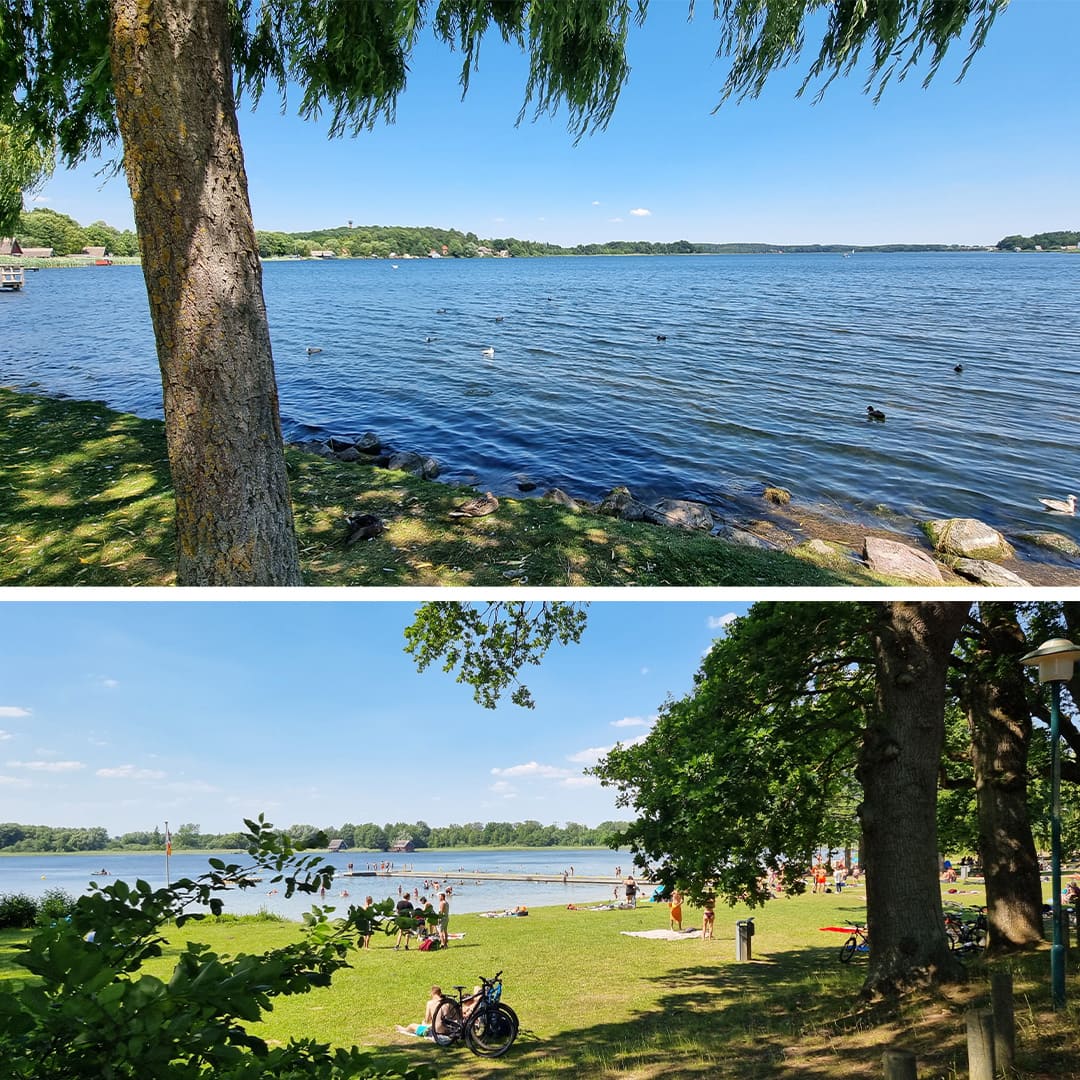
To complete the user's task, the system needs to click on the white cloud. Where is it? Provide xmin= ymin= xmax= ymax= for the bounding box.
xmin=565 ymin=746 xmax=610 ymax=766
xmin=101 ymin=678 xmax=119 ymax=689
xmin=0 ymin=706 xmax=30 ymax=718
xmin=561 ymin=775 xmax=600 ymax=788
xmin=609 ymin=217 xmax=623 ymax=224
xmin=0 ymin=775 xmax=29 ymax=787
xmin=630 ymin=208 xmax=652 ymax=217
xmin=491 ymin=761 xmax=572 ymax=779
xmin=0 ymin=731 xmax=13 ymax=741
xmin=6 ymin=760 xmax=85 ymax=772
xmin=489 ymin=781 xmax=517 ymax=798
xmin=97 ymin=765 xmax=167 ymax=781
xmin=708 ymin=613 xmax=739 ymax=630
xmin=640 ymin=667 xmax=650 ymax=675
xmin=611 ymin=715 xmax=652 ymax=729
xmin=591 ymin=200 xmax=601 ymax=206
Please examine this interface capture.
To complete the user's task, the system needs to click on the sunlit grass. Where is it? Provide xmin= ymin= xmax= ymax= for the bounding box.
xmin=2 ymin=883 xmax=1074 ymax=1077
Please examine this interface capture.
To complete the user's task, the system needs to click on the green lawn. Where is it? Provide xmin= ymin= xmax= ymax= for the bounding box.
xmin=0 ymin=387 xmax=891 ymax=587
xmin=3 ymin=886 xmax=1075 ymax=1078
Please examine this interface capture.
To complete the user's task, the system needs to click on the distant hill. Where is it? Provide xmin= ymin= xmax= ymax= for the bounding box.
xmin=14 ymin=208 xmax=990 ymax=259
xmin=995 ymin=230 xmax=1080 ymax=251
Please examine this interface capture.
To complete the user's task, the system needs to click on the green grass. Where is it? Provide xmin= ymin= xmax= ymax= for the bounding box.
xmin=3 ymin=886 xmax=1076 ymax=1078
xmin=0 ymin=387 xmax=890 ymax=586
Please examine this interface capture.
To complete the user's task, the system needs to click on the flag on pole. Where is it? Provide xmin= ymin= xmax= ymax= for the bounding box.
xmin=165 ymin=824 xmax=172 ymax=857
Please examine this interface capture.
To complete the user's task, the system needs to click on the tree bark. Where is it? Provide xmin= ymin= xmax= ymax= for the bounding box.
xmin=109 ymin=0 xmax=302 ymax=585
xmin=858 ymin=601 xmax=971 ymax=994
xmin=963 ymin=603 xmax=1044 ymax=952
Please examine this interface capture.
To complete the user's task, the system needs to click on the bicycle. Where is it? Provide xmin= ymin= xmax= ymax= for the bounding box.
xmin=432 ymin=971 xmax=519 ymax=1057
xmin=839 ymin=922 xmax=869 ymax=963
xmin=943 ymin=905 xmax=987 ymax=952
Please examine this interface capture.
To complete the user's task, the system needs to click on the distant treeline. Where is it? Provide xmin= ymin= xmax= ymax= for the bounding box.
xmin=12 ymin=208 xmax=987 ymax=261
xmin=15 ymin=208 xmax=140 ymax=257
xmin=0 ymin=820 xmax=629 ymax=853
xmin=995 ymin=230 xmax=1079 ymax=251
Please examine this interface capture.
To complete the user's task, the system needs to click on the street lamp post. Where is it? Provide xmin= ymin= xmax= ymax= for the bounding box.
xmin=1020 ymin=636 xmax=1080 ymax=1011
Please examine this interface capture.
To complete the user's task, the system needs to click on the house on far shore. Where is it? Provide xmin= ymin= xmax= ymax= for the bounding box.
xmin=328 ymin=838 xmax=348 ymax=853
xmin=18 ymin=245 xmax=55 ymax=259
xmin=81 ymin=245 xmax=109 ymax=259
xmin=0 ymin=238 xmax=23 ymax=257
xmin=389 ymin=838 xmax=415 ymax=853
xmin=309 ymin=248 xmax=337 ymax=258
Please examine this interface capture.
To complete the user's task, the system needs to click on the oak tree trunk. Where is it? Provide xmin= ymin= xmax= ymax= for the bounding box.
xmin=963 ymin=604 xmax=1044 ymax=952
xmin=858 ymin=601 xmax=971 ymax=995
xmin=109 ymin=0 xmax=302 ymax=585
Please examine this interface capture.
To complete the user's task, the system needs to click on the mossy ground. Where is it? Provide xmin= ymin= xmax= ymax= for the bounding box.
xmin=0 ymin=388 xmax=889 ymax=587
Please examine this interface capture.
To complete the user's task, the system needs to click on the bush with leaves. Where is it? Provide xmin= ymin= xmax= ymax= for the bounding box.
xmin=36 ymin=887 xmax=78 ymax=926
xmin=0 ymin=892 xmax=39 ymax=929
xmin=0 ymin=815 xmax=433 ymax=1080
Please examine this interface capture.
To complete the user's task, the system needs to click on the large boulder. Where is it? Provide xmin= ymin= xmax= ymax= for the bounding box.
xmin=386 ymin=451 xmax=440 ymax=479
xmin=951 ymin=559 xmax=1030 ymax=587
xmin=792 ymin=538 xmax=855 ymax=572
xmin=864 ymin=537 xmax=944 ymax=584
xmin=644 ymin=499 xmax=714 ymax=530
xmin=544 ymin=488 xmax=581 ymax=512
xmin=598 ymin=486 xmax=649 ymax=522
xmin=715 ymin=525 xmax=780 ymax=550
xmin=1016 ymin=531 xmax=1080 ymax=559
xmin=922 ymin=517 xmax=1014 ymax=561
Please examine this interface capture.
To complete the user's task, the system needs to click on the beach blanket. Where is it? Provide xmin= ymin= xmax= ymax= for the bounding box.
xmin=620 ymin=928 xmax=699 ymax=940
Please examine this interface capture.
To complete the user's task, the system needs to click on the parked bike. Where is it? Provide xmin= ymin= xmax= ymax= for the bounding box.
xmin=432 ymin=971 xmax=519 ymax=1057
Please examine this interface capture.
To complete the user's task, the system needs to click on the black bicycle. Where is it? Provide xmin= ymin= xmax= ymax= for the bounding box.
xmin=432 ymin=971 xmax=519 ymax=1057
xmin=943 ymin=905 xmax=987 ymax=952
xmin=839 ymin=922 xmax=869 ymax=963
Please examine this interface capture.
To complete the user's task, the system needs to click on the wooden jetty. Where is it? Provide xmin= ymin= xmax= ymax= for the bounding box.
xmin=1 ymin=266 xmax=25 ymax=291
xmin=339 ymin=868 xmax=655 ymax=888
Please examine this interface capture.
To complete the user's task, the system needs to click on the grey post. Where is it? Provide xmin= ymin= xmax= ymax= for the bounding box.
xmin=990 ymin=970 xmax=1015 ymax=1070
xmin=966 ymin=1007 xmax=995 ymax=1080
xmin=881 ymin=1048 xmax=917 ymax=1080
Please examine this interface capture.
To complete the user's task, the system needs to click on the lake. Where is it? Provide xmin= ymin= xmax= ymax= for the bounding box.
xmin=2 ymin=252 xmax=1078 ymax=538
xmin=0 ymin=848 xmax=637 ymax=919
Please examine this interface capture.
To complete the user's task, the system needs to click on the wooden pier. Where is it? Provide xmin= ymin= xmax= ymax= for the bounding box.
xmin=339 ymin=868 xmax=655 ymax=888
xmin=1 ymin=266 xmax=25 ymax=291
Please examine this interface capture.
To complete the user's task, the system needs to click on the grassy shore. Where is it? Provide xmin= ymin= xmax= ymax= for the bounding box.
xmin=1 ymin=886 xmax=1076 ymax=1078
xmin=0 ymin=387 xmax=892 ymax=587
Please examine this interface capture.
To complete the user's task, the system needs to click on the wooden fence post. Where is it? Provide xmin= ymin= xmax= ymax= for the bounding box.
xmin=966 ymin=1007 xmax=996 ymax=1080
xmin=990 ymin=970 xmax=1015 ymax=1070
xmin=881 ymin=1047 xmax=917 ymax=1080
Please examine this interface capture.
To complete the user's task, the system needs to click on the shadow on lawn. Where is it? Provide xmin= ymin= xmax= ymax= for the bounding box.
xmin=0 ymin=390 xmax=176 ymax=585
xmin=378 ymin=943 xmax=1016 ymax=1080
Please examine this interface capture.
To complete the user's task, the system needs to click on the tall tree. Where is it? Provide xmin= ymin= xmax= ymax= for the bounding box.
xmin=953 ymin=602 xmax=1044 ymax=951
xmin=1 ymin=0 xmax=1009 ymax=583
xmin=858 ymin=601 xmax=970 ymax=992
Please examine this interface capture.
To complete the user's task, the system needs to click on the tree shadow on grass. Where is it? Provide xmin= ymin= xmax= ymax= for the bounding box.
xmin=0 ymin=390 xmax=176 ymax=585
xmin=368 ymin=942 xmax=1079 ymax=1080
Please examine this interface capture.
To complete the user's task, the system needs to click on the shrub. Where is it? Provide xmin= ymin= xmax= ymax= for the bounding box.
xmin=0 ymin=892 xmax=38 ymax=929
xmin=36 ymin=887 xmax=78 ymax=926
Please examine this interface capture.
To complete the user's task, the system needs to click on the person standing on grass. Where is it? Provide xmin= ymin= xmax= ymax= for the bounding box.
xmin=395 ymin=891 xmax=415 ymax=950
xmin=437 ymin=892 xmax=450 ymax=947
xmin=624 ymin=875 xmax=637 ymax=908
xmin=669 ymin=888 xmax=684 ymax=931
xmin=833 ymin=864 xmax=846 ymax=893
xmin=702 ymin=895 xmax=715 ymax=940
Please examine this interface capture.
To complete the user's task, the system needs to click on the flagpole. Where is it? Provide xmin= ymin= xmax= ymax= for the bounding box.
xmin=165 ymin=820 xmax=171 ymax=888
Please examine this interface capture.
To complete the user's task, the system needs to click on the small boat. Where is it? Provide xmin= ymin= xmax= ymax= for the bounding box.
xmin=95 ymin=258 xmax=112 ymax=266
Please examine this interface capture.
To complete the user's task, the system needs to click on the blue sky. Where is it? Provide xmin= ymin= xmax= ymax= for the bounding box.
xmin=0 ymin=601 xmax=747 ymax=834
xmin=35 ymin=0 xmax=1078 ymax=247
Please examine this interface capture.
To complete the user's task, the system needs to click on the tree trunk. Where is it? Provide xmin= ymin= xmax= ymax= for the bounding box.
xmin=858 ymin=601 xmax=971 ymax=994
xmin=109 ymin=0 xmax=302 ymax=585
xmin=964 ymin=604 xmax=1044 ymax=951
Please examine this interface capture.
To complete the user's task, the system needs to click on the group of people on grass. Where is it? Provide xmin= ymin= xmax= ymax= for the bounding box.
xmin=392 ymin=890 xmax=450 ymax=950
xmin=664 ymin=887 xmax=714 ymax=938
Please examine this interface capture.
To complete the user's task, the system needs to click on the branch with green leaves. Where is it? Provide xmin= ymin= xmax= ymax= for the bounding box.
xmin=405 ymin=601 xmax=587 ymax=708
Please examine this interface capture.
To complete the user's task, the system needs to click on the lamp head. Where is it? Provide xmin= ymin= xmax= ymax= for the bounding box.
xmin=1020 ymin=638 xmax=1080 ymax=683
